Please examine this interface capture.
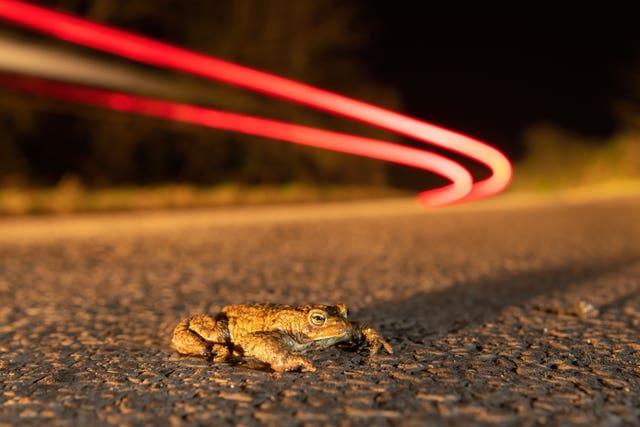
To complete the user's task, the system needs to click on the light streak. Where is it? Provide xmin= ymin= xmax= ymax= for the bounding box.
xmin=0 ymin=75 xmax=472 ymax=207
xmin=0 ymin=0 xmax=512 ymax=206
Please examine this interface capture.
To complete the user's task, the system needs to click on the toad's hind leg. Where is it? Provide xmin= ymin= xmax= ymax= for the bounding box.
xmin=172 ymin=314 xmax=229 ymax=359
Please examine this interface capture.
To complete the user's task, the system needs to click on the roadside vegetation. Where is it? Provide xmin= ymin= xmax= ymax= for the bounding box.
xmin=0 ymin=182 xmax=406 ymax=215
xmin=509 ymin=123 xmax=640 ymax=196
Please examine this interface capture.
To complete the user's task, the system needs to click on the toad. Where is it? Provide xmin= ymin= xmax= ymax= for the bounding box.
xmin=172 ymin=303 xmax=393 ymax=372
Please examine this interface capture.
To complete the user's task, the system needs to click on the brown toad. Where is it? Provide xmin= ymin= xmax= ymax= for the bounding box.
xmin=171 ymin=303 xmax=393 ymax=372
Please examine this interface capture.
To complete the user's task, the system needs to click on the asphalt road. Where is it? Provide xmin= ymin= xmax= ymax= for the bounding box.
xmin=1 ymin=195 xmax=639 ymax=426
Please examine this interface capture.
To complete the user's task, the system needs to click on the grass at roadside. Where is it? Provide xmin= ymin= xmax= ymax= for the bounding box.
xmin=1 ymin=177 xmax=639 ymax=217
xmin=2 ymin=125 xmax=638 ymax=216
xmin=0 ymin=182 xmax=409 ymax=215
xmin=509 ymin=125 xmax=640 ymax=193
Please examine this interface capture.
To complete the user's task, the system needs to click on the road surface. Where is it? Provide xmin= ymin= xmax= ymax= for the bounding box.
xmin=1 ymin=195 xmax=639 ymax=426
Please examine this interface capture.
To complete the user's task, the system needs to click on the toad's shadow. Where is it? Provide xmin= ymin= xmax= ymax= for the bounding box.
xmin=365 ymin=254 xmax=638 ymax=343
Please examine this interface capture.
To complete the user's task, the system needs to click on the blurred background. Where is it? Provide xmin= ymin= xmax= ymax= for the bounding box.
xmin=0 ymin=2 xmax=638 ymax=214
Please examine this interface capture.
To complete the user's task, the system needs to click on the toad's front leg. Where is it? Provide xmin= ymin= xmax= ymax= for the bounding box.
xmin=348 ymin=322 xmax=393 ymax=356
xmin=236 ymin=331 xmax=315 ymax=373
xmin=172 ymin=314 xmax=231 ymax=360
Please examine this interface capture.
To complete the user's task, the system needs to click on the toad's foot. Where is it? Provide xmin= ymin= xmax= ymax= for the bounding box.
xmin=353 ymin=322 xmax=393 ymax=356
xmin=270 ymin=355 xmax=316 ymax=373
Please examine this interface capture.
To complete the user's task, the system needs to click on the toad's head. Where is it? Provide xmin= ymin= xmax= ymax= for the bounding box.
xmin=298 ymin=303 xmax=351 ymax=344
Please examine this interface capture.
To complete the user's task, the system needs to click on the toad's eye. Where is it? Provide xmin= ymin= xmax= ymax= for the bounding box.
xmin=308 ymin=310 xmax=327 ymax=326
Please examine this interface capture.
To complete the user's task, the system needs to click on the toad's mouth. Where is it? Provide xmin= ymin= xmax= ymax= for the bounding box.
xmin=310 ymin=332 xmax=349 ymax=342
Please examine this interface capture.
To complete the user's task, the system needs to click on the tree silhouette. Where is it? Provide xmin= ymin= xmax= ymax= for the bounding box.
xmin=0 ymin=0 xmax=400 ymax=188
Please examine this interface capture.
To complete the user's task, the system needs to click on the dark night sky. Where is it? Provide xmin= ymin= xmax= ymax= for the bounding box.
xmin=362 ymin=11 xmax=640 ymax=159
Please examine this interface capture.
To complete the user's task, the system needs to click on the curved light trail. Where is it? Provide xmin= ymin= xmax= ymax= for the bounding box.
xmin=0 ymin=75 xmax=472 ymax=207
xmin=0 ymin=0 xmax=512 ymax=207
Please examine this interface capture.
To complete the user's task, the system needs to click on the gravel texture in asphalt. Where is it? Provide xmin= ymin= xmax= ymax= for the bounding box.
xmin=1 ymin=196 xmax=639 ymax=426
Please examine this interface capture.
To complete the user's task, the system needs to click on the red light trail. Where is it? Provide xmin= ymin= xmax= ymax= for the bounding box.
xmin=0 ymin=0 xmax=512 ymax=207
xmin=0 ymin=75 xmax=473 ymax=207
